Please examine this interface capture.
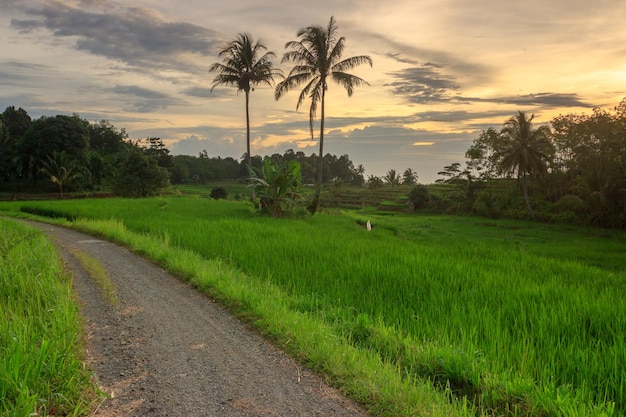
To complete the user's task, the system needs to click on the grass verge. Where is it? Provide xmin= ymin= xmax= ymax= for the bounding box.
xmin=0 ymin=218 xmax=96 ymax=416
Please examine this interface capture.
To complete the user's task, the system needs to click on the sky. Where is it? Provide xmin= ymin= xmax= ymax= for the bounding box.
xmin=1 ymin=0 xmax=625 ymax=183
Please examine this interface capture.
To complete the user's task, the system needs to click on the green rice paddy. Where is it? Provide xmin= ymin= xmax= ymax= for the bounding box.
xmin=1 ymin=196 xmax=624 ymax=416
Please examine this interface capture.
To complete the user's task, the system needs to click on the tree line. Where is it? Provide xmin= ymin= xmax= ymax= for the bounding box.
xmin=0 ymin=106 xmax=365 ymax=197
xmin=418 ymin=99 xmax=626 ymax=228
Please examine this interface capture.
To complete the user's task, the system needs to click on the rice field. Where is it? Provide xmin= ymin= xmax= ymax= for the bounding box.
xmin=0 ymin=218 xmax=95 ymax=416
xmin=2 ymin=197 xmax=625 ymax=416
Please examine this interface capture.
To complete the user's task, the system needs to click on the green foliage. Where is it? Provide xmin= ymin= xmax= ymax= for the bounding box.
xmin=17 ymin=114 xmax=90 ymax=184
xmin=433 ymin=101 xmax=626 ymax=228
xmin=88 ymin=119 xmax=128 ymax=155
xmin=140 ymin=137 xmax=173 ymax=168
xmin=1 ymin=106 xmax=31 ymax=141
xmin=249 ymin=159 xmax=303 ymax=217
xmin=210 ymin=186 xmax=228 ymax=200
xmin=384 ymin=169 xmax=401 ymax=186
xmin=112 ymin=150 xmax=170 ymax=197
xmin=408 ymin=184 xmax=430 ymax=209
xmin=39 ymin=151 xmax=82 ymax=196
xmin=402 ymin=168 xmax=418 ymax=185
xmin=367 ymin=175 xmax=383 ymax=189
xmin=0 ymin=119 xmax=13 ymax=184
xmin=0 ymin=219 xmax=94 ymax=415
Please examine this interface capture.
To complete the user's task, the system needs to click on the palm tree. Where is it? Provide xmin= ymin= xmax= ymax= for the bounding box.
xmin=39 ymin=151 xmax=81 ymax=197
xmin=209 ymin=33 xmax=282 ymax=201
xmin=496 ymin=111 xmax=553 ymax=215
xmin=275 ymin=16 xmax=372 ymax=214
xmin=384 ymin=169 xmax=401 ymax=186
xmin=402 ymin=168 xmax=418 ymax=185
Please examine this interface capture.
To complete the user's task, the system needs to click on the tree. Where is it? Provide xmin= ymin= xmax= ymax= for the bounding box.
xmin=465 ymin=128 xmax=502 ymax=181
xmin=1 ymin=106 xmax=31 ymax=141
xmin=436 ymin=162 xmax=463 ymax=183
xmin=39 ymin=151 xmax=81 ymax=197
xmin=402 ymin=168 xmax=418 ymax=185
xmin=209 ymin=33 xmax=283 ymax=202
xmin=384 ymin=169 xmax=401 ymax=186
xmin=88 ymin=120 xmax=127 ymax=155
xmin=495 ymin=111 xmax=553 ymax=216
xmin=367 ymin=175 xmax=383 ymax=189
xmin=17 ymin=115 xmax=90 ymax=185
xmin=0 ymin=119 xmax=14 ymax=184
xmin=275 ymin=16 xmax=372 ymax=214
xmin=113 ymin=150 xmax=170 ymax=197
xmin=141 ymin=137 xmax=173 ymax=168
xmin=550 ymin=100 xmax=626 ymax=225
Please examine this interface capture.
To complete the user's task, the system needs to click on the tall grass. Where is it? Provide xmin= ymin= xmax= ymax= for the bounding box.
xmin=3 ymin=197 xmax=625 ymax=416
xmin=0 ymin=219 xmax=95 ymax=416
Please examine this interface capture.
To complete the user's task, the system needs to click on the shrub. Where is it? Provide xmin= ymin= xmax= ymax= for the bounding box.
xmin=408 ymin=185 xmax=430 ymax=210
xmin=210 ymin=186 xmax=228 ymax=200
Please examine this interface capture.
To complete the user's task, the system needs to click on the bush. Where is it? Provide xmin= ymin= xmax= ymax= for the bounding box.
xmin=408 ymin=185 xmax=430 ymax=210
xmin=210 ymin=186 xmax=228 ymax=200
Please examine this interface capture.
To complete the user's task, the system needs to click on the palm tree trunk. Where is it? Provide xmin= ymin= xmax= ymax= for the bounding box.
xmin=311 ymin=88 xmax=326 ymax=214
xmin=522 ymin=172 xmax=534 ymax=218
xmin=245 ymin=91 xmax=255 ymax=202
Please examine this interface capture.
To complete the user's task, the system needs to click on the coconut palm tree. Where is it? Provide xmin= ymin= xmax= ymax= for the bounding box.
xmin=39 ymin=151 xmax=81 ymax=197
xmin=496 ymin=111 xmax=554 ymax=215
xmin=275 ymin=16 xmax=372 ymax=214
xmin=402 ymin=168 xmax=418 ymax=185
xmin=384 ymin=169 xmax=401 ymax=186
xmin=209 ymin=33 xmax=282 ymax=201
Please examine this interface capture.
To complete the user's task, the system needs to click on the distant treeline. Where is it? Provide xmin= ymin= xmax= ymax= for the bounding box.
xmin=0 ymin=106 xmax=365 ymax=197
xmin=3 ymin=99 xmax=626 ymax=228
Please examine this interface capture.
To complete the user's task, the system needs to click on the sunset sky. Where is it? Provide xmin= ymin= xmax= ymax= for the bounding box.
xmin=2 ymin=0 xmax=625 ymax=183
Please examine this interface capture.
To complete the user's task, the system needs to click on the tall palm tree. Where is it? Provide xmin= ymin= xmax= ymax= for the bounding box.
xmin=496 ymin=111 xmax=553 ymax=215
xmin=275 ymin=16 xmax=372 ymax=214
xmin=209 ymin=33 xmax=282 ymax=201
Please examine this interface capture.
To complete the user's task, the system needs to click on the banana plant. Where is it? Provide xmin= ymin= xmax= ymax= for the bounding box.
xmin=248 ymin=159 xmax=303 ymax=217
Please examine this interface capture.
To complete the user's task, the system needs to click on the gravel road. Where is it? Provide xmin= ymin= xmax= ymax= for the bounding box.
xmin=30 ymin=222 xmax=369 ymax=417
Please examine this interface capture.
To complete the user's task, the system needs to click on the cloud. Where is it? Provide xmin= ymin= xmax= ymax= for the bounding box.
xmin=181 ymin=86 xmax=221 ymax=98
xmin=0 ymin=60 xmax=50 ymax=83
xmin=110 ymin=85 xmax=185 ymax=112
xmin=10 ymin=0 xmax=221 ymax=72
xmin=385 ymin=63 xmax=461 ymax=104
xmin=170 ymin=134 xmax=241 ymax=158
xmin=492 ymin=93 xmax=594 ymax=108
xmin=362 ymin=30 xmax=495 ymax=84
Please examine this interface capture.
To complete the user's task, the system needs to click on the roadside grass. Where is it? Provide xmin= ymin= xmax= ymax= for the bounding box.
xmin=0 ymin=218 xmax=95 ymax=416
xmin=1 ymin=198 xmax=624 ymax=416
xmin=69 ymin=249 xmax=119 ymax=307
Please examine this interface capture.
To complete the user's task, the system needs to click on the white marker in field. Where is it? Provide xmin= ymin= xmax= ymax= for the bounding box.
xmin=366 ymin=220 xmax=371 ymax=231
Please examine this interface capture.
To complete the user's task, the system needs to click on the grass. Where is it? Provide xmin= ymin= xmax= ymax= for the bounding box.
xmin=0 ymin=218 xmax=96 ymax=416
xmin=69 ymin=249 xmax=119 ymax=307
xmin=1 ymin=197 xmax=624 ymax=416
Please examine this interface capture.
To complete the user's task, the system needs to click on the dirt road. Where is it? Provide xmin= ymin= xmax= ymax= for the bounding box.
xmin=31 ymin=222 xmax=369 ymax=417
